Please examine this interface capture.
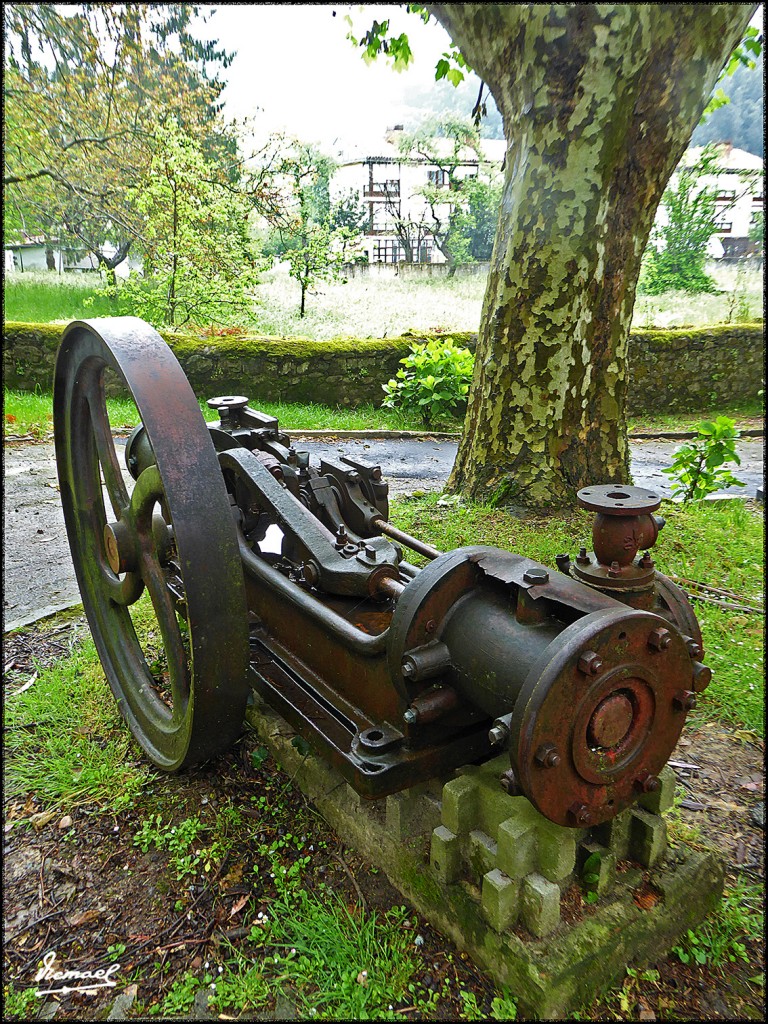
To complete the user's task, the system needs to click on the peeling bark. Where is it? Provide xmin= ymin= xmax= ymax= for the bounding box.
xmin=427 ymin=4 xmax=756 ymax=505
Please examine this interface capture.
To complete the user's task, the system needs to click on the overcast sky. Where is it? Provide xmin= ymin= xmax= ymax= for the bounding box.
xmin=194 ymin=3 xmax=764 ymax=158
xmin=193 ymin=4 xmax=459 ymax=156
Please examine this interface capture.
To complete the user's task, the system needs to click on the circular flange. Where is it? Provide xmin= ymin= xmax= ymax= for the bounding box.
xmin=207 ymin=395 xmax=249 ymax=411
xmin=509 ymin=607 xmax=693 ymax=827
xmin=577 ymin=484 xmax=662 ymax=516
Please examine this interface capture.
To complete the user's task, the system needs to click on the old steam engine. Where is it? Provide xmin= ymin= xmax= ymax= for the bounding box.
xmin=54 ymin=318 xmax=709 ymax=828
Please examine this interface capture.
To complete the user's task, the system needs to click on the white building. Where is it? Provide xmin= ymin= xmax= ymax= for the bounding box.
xmin=332 ymin=133 xmax=763 ymax=265
xmin=331 ymin=127 xmax=506 ymax=264
xmin=4 ymin=237 xmax=142 ymax=276
xmin=673 ymin=144 xmax=764 ymax=259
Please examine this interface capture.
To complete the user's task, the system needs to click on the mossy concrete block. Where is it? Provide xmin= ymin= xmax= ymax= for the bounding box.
xmin=496 ymin=818 xmax=537 ymax=879
xmin=579 ymin=840 xmax=617 ymax=895
xmin=481 ymin=869 xmax=520 ymax=932
xmin=442 ymin=775 xmax=480 ymax=835
xmin=468 ymin=830 xmax=498 ymax=877
xmin=521 ymin=872 xmax=561 ymax=937
xmin=630 ymin=807 xmax=668 ymax=867
xmin=594 ymin=807 xmax=632 ymax=860
xmin=245 ymin=691 xmax=726 ymax=1020
xmin=638 ymin=764 xmax=676 ymax=815
xmin=536 ymin=821 xmax=577 ymax=883
xmin=386 ymin=787 xmax=441 ymax=840
xmin=431 ymin=826 xmax=460 ymax=884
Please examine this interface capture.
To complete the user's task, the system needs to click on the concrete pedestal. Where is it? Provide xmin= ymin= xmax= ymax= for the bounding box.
xmin=245 ymin=696 xmax=724 ymax=1019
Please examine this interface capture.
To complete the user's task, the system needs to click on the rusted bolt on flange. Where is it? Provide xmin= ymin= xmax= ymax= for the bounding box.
xmin=523 ymin=568 xmax=549 ymax=585
xmin=576 ymin=546 xmax=590 ymax=565
xmin=682 ymin=635 xmax=703 ymax=660
xmin=607 ymin=561 xmax=622 ymax=578
xmin=691 ymin=662 xmax=713 ymax=692
xmin=499 ymin=768 xmax=520 ymax=795
xmin=569 ymin=802 xmax=592 ymax=826
xmin=648 ymin=627 xmax=671 ymax=651
xmin=534 ymin=743 xmax=561 ymax=768
xmin=638 ymin=550 xmax=655 ymax=569
xmin=673 ymin=689 xmax=697 ymax=712
xmin=635 ymin=770 xmax=660 ymax=793
xmin=578 ymin=650 xmax=604 ymax=676
xmin=488 ymin=722 xmax=510 ymax=747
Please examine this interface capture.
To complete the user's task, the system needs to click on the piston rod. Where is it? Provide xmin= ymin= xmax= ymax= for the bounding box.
xmin=373 ymin=519 xmax=443 ymax=561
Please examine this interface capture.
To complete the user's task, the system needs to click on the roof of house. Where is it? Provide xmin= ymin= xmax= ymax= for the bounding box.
xmin=336 ymin=132 xmax=507 ymax=167
xmin=682 ymin=144 xmax=763 ymax=172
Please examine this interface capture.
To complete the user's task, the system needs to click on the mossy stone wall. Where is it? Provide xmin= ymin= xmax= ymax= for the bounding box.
xmin=3 ymin=320 xmax=763 ymax=413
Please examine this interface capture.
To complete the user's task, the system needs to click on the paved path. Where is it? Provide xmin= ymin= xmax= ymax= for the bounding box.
xmin=3 ymin=436 xmax=763 ymax=632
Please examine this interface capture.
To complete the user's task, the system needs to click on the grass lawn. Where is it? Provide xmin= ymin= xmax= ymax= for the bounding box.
xmin=3 ymin=261 xmax=763 ymax=339
xmin=3 ymin=388 xmax=762 ymax=442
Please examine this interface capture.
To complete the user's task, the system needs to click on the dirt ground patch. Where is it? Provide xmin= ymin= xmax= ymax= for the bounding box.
xmin=3 ymin=615 xmax=765 ymax=1021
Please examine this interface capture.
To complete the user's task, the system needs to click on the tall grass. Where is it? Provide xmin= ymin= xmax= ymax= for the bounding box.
xmin=4 ymin=261 xmax=763 ymax=339
xmin=3 ymin=271 xmax=118 ymax=322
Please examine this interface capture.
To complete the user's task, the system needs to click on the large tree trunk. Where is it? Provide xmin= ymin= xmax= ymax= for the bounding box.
xmin=428 ymin=4 xmax=756 ymax=505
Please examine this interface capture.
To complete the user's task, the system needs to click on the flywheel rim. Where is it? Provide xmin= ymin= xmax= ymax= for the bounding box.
xmin=53 ymin=317 xmax=250 ymax=770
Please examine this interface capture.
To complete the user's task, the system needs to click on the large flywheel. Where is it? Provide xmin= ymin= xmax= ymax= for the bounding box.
xmin=53 ymin=318 xmax=250 ymax=770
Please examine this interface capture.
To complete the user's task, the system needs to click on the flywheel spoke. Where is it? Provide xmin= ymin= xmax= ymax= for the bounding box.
xmin=86 ymin=379 xmax=130 ymax=517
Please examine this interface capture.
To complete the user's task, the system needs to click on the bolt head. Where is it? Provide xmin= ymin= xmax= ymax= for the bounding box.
xmin=499 ymin=769 xmax=518 ymax=794
xmin=636 ymin=772 xmax=660 ymax=794
xmin=424 ymin=619 xmax=436 ymax=634
xmin=673 ymin=689 xmax=697 ymax=712
xmin=648 ymin=627 xmax=671 ymax=651
xmin=691 ymin=661 xmax=713 ymax=692
xmin=684 ymin=636 xmax=702 ymax=660
xmin=578 ymin=651 xmax=604 ymax=676
xmin=534 ymin=743 xmax=561 ymax=768
xmin=488 ymin=723 xmax=509 ymax=747
xmin=523 ymin=568 xmax=549 ymax=585
xmin=403 ymin=708 xmax=418 ymax=725
xmin=607 ymin=560 xmax=622 ymax=578
xmin=569 ymin=803 xmax=591 ymax=826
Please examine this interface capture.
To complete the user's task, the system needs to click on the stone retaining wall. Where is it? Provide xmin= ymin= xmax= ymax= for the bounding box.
xmin=3 ymin=321 xmax=763 ymax=414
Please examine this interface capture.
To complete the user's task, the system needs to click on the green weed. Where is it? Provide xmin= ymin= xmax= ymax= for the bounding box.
xmin=3 ymin=271 xmax=118 ymax=322
xmin=662 ymin=416 xmax=746 ymax=500
xmin=3 ymin=631 xmax=151 ymax=813
xmin=672 ymin=878 xmax=764 ymax=968
xmin=2 ymin=984 xmax=40 ymax=1021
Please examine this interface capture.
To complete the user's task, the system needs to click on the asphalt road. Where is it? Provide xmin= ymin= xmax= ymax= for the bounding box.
xmin=3 ymin=435 xmax=764 ymax=632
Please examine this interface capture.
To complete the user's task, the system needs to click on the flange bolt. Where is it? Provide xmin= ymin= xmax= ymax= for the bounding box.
xmin=403 ymin=708 xmax=418 ymax=725
xmin=534 ymin=743 xmax=561 ymax=768
xmin=683 ymin=636 xmax=702 ymax=660
xmin=607 ymin=560 xmax=622 ymax=578
xmin=576 ymin=547 xmax=590 ymax=565
xmin=673 ymin=689 xmax=697 ymax=712
xmin=578 ymin=650 xmax=604 ymax=676
xmin=635 ymin=770 xmax=660 ymax=793
xmin=488 ymin=722 xmax=510 ymax=747
xmin=648 ymin=627 xmax=671 ymax=651
xmin=569 ymin=803 xmax=592 ymax=826
xmin=499 ymin=768 xmax=519 ymax=794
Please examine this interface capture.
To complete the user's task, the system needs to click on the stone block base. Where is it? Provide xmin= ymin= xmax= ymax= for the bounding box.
xmin=245 ymin=697 xmax=724 ymax=1020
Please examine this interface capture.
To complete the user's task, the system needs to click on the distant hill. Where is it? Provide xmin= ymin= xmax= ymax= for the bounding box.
xmin=691 ymin=55 xmax=764 ymax=158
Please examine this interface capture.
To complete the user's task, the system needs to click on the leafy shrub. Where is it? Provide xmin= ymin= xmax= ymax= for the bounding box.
xmin=662 ymin=416 xmax=745 ymax=501
xmin=381 ymin=338 xmax=474 ymax=426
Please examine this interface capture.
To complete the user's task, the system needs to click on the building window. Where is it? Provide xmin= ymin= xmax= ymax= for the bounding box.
xmin=366 ymin=179 xmax=400 ymax=197
xmin=372 ymin=239 xmax=402 ymax=263
xmin=418 ymin=241 xmax=433 ymax=263
xmin=371 ymin=204 xmax=399 ymax=232
xmin=427 ymin=168 xmax=449 ymax=188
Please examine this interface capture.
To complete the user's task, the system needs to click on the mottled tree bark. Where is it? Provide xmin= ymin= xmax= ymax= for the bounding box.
xmin=427 ymin=4 xmax=756 ymax=505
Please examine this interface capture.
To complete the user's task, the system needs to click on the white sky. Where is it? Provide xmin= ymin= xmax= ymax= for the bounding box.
xmin=194 ymin=3 xmax=764 ymax=158
xmin=192 ymin=4 xmax=456 ymax=157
